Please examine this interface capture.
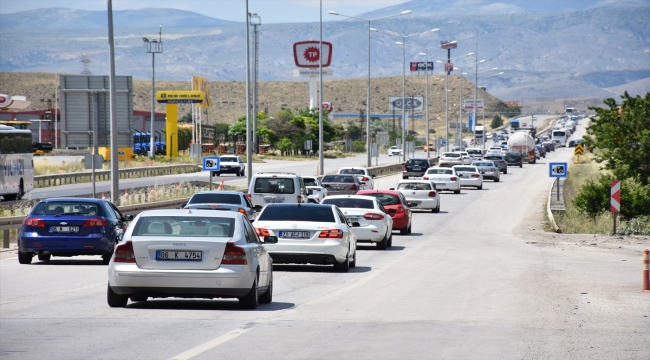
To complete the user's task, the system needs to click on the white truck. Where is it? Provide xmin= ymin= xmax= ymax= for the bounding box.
xmin=474 ymin=125 xmax=485 ymax=139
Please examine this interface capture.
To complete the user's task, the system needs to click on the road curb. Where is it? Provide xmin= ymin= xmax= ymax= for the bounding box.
xmin=547 ymin=180 xmax=561 ymax=233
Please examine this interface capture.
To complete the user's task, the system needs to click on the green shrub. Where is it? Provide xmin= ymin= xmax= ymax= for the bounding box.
xmin=621 ymin=216 xmax=650 ymax=235
xmin=352 ymin=140 xmax=366 ymax=153
xmin=573 ymin=174 xmax=650 ymax=220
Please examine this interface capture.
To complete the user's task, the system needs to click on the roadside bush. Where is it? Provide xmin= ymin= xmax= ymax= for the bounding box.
xmin=620 ymin=215 xmax=650 ymax=235
xmin=490 ymin=115 xmax=503 ymax=129
xmin=573 ymin=174 xmax=650 ymax=220
xmin=352 ymin=140 xmax=366 ymax=153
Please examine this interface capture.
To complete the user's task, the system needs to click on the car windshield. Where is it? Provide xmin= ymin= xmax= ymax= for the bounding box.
xmin=322 ymin=175 xmax=355 ymax=183
xmin=467 ymin=149 xmax=482 ymax=155
xmin=188 ymin=193 xmax=241 ymax=205
xmin=406 ymin=159 xmax=429 ymax=166
xmin=32 ymin=201 xmax=102 ymax=216
xmin=396 ymin=183 xmax=432 ymax=190
xmin=303 ymin=178 xmax=318 ymax=187
xmin=253 ymin=178 xmax=295 ymax=194
xmin=442 ymin=153 xmax=460 ymax=157
xmin=258 ymin=206 xmax=335 ymax=222
xmin=455 ymin=167 xmax=477 ymax=173
xmin=472 ymin=162 xmax=493 ymax=167
xmin=132 ymin=216 xmax=235 ymax=237
xmin=362 ymin=193 xmax=401 ymax=206
xmin=339 ymin=169 xmax=365 ymax=175
xmin=484 ymin=156 xmax=503 ymax=161
xmin=220 ymin=157 xmax=237 ymax=162
xmin=427 ymin=168 xmax=453 ymax=175
xmin=321 ymin=198 xmax=374 ymax=209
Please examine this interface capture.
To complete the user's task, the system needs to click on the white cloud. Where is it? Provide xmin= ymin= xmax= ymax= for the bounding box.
xmin=479 ymin=3 xmax=524 ymax=13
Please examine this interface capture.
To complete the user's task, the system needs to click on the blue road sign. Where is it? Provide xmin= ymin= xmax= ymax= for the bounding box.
xmin=549 ymin=162 xmax=568 ymax=178
xmin=203 ymin=156 xmax=220 ymax=171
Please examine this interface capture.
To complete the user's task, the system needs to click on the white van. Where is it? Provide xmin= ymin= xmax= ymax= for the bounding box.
xmin=247 ymin=172 xmax=308 ymax=208
xmin=466 ymin=148 xmax=483 ymax=160
xmin=552 ymin=130 xmax=568 ymax=147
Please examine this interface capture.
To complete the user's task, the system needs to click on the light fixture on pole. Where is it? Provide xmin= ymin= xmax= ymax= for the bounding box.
xmin=376 ymin=27 xmax=439 ymax=162
xmin=437 ymin=46 xmax=473 ymax=152
xmin=143 ymin=26 xmax=162 ymax=158
xmin=328 ymin=9 xmax=411 ymax=167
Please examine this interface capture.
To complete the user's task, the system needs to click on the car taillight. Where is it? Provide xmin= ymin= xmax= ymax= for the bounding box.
xmin=247 ymin=193 xmax=252 ymax=199
xmin=490 ymin=168 xmax=497 ymax=172
xmin=471 ymin=174 xmax=480 ymax=178
xmin=297 ymin=195 xmax=302 ymax=202
xmin=402 ymin=165 xmax=407 ymax=171
xmin=450 ymin=177 xmax=458 ymax=181
xmin=363 ymin=213 xmax=384 ymax=220
xmin=237 ymin=208 xmax=247 ymax=216
xmin=83 ymin=218 xmax=108 ymax=227
xmin=361 ymin=176 xmax=369 ymax=181
xmin=24 ymin=217 xmax=45 ymax=227
xmin=319 ymin=229 xmax=344 ymax=238
xmin=350 ymin=184 xmax=357 ymax=191
xmin=396 ymin=206 xmax=406 ymax=214
xmin=114 ymin=241 xmax=135 ymax=263
xmin=428 ymin=191 xmax=437 ymax=197
xmin=255 ymin=228 xmax=270 ymax=237
xmin=222 ymin=242 xmax=248 ymax=265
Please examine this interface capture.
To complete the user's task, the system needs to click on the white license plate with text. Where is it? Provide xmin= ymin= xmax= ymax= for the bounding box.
xmin=156 ymin=251 xmax=202 ymax=261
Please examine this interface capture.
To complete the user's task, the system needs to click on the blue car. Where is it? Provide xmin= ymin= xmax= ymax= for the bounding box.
xmin=18 ymin=198 xmax=133 ymax=265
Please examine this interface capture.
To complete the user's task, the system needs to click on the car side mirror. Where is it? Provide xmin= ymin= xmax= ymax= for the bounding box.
xmin=389 ymin=188 xmax=395 ymax=190
xmin=123 ymin=214 xmax=134 ymax=221
xmin=307 ymin=189 xmax=313 ymax=195
xmin=352 ymin=222 xmax=360 ymax=227
xmin=371 ymin=174 xmax=376 ymax=178
xmin=254 ymin=205 xmax=264 ymax=212
xmin=263 ymin=236 xmax=278 ymax=244
xmin=388 ymin=209 xmax=397 ymax=215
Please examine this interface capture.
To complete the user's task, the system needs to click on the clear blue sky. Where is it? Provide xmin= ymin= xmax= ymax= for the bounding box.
xmin=0 ymin=0 xmax=410 ymax=23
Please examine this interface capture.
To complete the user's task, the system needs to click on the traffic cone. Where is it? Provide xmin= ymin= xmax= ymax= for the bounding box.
xmin=124 ymin=189 xmax=129 ymax=202
xmin=149 ymin=186 xmax=155 ymax=202
xmin=101 ymin=193 xmax=106 ymax=200
xmin=217 ymin=179 xmax=225 ymax=191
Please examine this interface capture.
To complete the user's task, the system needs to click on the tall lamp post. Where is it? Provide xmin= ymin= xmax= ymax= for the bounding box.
xmin=437 ymin=49 xmax=473 ymax=151
xmin=328 ymin=10 xmax=411 ymax=167
xmin=143 ymin=26 xmax=163 ymax=158
xmin=375 ymin=28 xmax=439 ymax=162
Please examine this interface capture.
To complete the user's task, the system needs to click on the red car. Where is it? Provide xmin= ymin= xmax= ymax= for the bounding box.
xmin=357 ymin=190 xmax=412 ymax=235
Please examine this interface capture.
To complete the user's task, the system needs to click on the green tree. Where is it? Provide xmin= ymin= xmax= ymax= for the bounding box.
xmin=491 ymin=115 xmax=503 ymax=128
xmin=586 ymin=92 xmax=650 ymax=185
xmin=503 ymin=106 xmax=521 ymax=118
xmin=277 ymin=138 xmax=292 ymax=156
xmin=346 ymin=124 xmax=361 ymax=140
xmin=573 ymin=174 xmax=650 ymax=220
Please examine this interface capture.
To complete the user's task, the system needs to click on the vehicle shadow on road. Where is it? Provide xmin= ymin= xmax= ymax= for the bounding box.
xmin=32 ymin=259 xmax=105 ymax=266
xmin=386 ymin=246 xmax=405 ymax=251
xmin=273 ymin=264 xmax=372 ymax=273
xmin=126 ymin=299 xmax=295 ymax=311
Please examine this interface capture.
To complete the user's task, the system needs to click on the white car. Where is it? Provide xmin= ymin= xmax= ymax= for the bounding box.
xmin=394 ymin=180 xmax=441 ymax=213
xmin=107 ymin=209 xmax=274 ymax=309
xmin=422 ymin=167 xmax=461 ymax=194
xmin=452 ymin=165 xmax=484 ymax=190
xmin=338 ymin=167 xmax=375 ymax=190
xmin=253 ymin=203 xmax=357 ymax=272
xmin=459 ymin=151 xmax=472 ymax=165
xmin=321 ymin=195 xmax=393 ymax=250
xmin=388 ymin=146 xmax=403 ymax=156
xmin=212 ymin=155 xmax=245 ymax=177
xmin=302 ymin=176 xmax=328 ymax=203
xmin=438 ymin=152 xmax=463 ymax=167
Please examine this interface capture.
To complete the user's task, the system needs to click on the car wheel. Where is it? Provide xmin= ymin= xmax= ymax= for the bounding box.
xmin=18 ymin=252 xmax=32 ymax=264
xmin=402 ymin=176 xmax=408 ymax=180
xmin=407 ymin=223 xmax=412 ymax=235
xmin=333 ymin=250 xmax=350 ymax=272
xmin=211 ymin=171 xmax=216 ymax=177
xmin=107 ymin=284 xmax=128 ymax=308
xmin=130 ymin=295 xmax=148 ymax=302
xmin=239 ymin=276 xmax=259 ymax=309
xmin=494 ymin=177 xmax=500 ymax=182
xmin=387 ymin=233 xmax=393 ymax=247
xmin=433 ymin=203 xmax=440 ymax=213
xmin=216 ymin=172 xmax=221 ymax=176
xmin=259 ymin=273 xmax=273 ymax=304
xmin=349 ymin=249 xmax=357 ymax=268
xmin=504 ymin=169 xmax=508 ymax=174
xmin=519 ymin=164 xmax=523 ymax=168
xmin=399 ymin=225 xmax=409 ymax=235
xmin=38 ymin=254 xmax=51 ymax=261
xmin=240 ymin=169 xmax=245 ymax=177
xmin=477 ymin=185 xmax=483 ymax=190
xmin=454 ymin=189 xmax=461 ymax=194
xmin=377 ymin=233 xmax=388 ymax=250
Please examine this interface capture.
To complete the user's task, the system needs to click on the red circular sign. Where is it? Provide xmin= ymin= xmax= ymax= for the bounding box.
xmin=303 ymin=46 xmax=320 ymax=63
xmin=0 ymin=96 xmax=6 ymax=103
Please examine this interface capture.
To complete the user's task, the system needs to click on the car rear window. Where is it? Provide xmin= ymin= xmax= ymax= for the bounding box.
xmin=362 ymin=193 xmax=401 ymax=206
xmin=406 ymin=159 xmax=429 ymax=166
xmin=339 ymin=169 xmax=365 ymax=175
xmin=32 ymin=201 xmax=103 ymax=216
xmin=303 ymin=178 xmax=318 ymax=187
xmin=132 ymin=216 xmax=235 ymax=237
xmin=442 ymin=153 xmax=460 ymax=157
xmin=472 ymin=162 xmax=493 ymax=167
xmin=322 ymin=175 xmax=355 ymax=183
xmin=455 ymin=167 xmax=477 ymax=172
xmin=484 ymin=155 xmax=504 ymax=160
xmin=189 ymin=193 xmax=241 ymax=205
xmin=467 ymin=149 xmax=482 ymax=155
xmin=426 ymin=168 xmax=453 ymax=175
xmin=254 ymin=178 xmax=295 ymax=194
xmin=321 ymin=198 xmax=374 ymax=209
xmin=397 ymin=183 xmax=432 ymax=190
xmin=258 ymin=206 xmax=335 ymax=222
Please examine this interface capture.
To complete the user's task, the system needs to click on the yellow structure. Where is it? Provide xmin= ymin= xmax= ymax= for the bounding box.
xmin=96 ymin=147 xmax=134 ymax=161
xmin=156 ymin=90 xmax=205 ymax=158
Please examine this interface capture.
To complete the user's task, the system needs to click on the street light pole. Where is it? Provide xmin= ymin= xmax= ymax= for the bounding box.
xmin=319 ymin=0 xmax=323 ymax=175
xmin=245 ymin=0 xmax=252 ymax=183
xmin=328 ymin=10 xmax=411 ymax=167
xmin=422 ymin=50 xmax=430 ymax=158
xmin=143 ymin=26 xmax=162 ymax=158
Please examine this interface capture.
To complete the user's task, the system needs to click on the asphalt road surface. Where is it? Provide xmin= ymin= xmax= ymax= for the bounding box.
xmin=2 ymin=120 xmax=648 ymax=359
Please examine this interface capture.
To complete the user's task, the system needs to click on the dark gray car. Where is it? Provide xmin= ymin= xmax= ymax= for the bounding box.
xmin=183 ymin=191 xmax=256 ymax=220
xmin=321 ymin=174 xmax=365 ymax=195
xmin=402 ymin=158 xmax=433 ymax=179
xmin=482 ymin=154 xmax=508 ymax=174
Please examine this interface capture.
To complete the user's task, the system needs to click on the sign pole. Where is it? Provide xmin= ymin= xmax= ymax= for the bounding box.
xmin=611 ymin=180 xmax=621 ymax=235
xmin=556 ymin=178 xmax=560 ymax=201
xmin=209 ymin=172 xmax=212 ymax=190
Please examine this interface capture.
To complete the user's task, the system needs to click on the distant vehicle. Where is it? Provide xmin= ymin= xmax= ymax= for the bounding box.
xmin=402 ymin=158 xmax=433 ymax=179
xmin=387 ymin=146 xmax=403 ymax=156
xmin=213 ymin=155 xmax=245 ymax=177
xmin=394 ymin=180 xmax=441 ymax=213
xmin=247 ymin=172 xmax=308 ymax=207
xmin=551 ymin=130 xmax=568 ymax=147
xmin=482 ymin=154 xmax=508 ymax=174
xmin=253 ymin=203 xmax=357 ymax=271
xmin=107 ymin=209 xmax=274 ymax=308
xmin=568 ymin=138 xmax=584 ymax=147
xmin=321 ymin=195 xmax=393 ymax=249
xmin=423 ymin=167 xmax=461 ymax=194
xmin=507 ymin=131 xmax=537 ymax=164
xmin=501 ymin=129 xmax=509 ymax=135
xmin=423 ymin=143 xmax=435 ymax=152
xmin=452 ymin=165 xmax=484 ymax=190
xmin=321 ymin=174 xmax=365 ymax=196
xmin=503 ymin=151 xmax=524 ymax=168
xmin=541 ymin=141 xmax=555 ymax=152
xmin=438 ymin=152 xmax=463 ymax=168
xmin=466 ymin=148 xmax=484 ymax=160
xmin=535 ymin=144 xmax=547 ymax=158
xmin=471 ymin=160 xmax=500 ymax=182
xmin=474 ymin=125 xmax=485 ymax=139
xmin=0 ymin=124 xmax=34 ymax=201
xmin=183 ymin=190 xmax=256 ymax=221
xmin=338 ymin=167 xmax=375 ymax=190
xmin=357 ymin=189 xmax=412 ymax=235
xmin=19 ymin=198 xmax=132 ymax=265
xmin=302 ymin=176 xmax=328 ymax=203
xmin=510 ymin=119 xmax=520 ymax=131
xmin=458 ymin=151 xmax=472 ymax=165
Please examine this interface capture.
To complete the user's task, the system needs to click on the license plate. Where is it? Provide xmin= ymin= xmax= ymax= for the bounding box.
xmin=346 ymin=217 xmax=360 ymax=223
xmin=49 ymin=226 xmax=79 ymax=233
xmin=411 ymin=200 xmax=422 ymax=205
xmin=413 ymin=167 xmax=421 ymax=171
xmin=156 ymin=251 xmax=202 ymax=261
xmin=279 ymin=231 xmax=310 ymax=239
xmin=331 ymin=186 xmax=344 ymax=190
xmin=264 ymin=198 xmax=284 ymax=204
xmin=434 ymin=183 xmax=445 ymax=187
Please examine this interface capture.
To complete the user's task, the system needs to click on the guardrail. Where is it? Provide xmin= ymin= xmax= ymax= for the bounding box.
xmin=35 ymin=164 xmax=201 ymax=188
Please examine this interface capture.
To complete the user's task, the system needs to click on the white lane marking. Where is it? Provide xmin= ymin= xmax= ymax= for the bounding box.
xmin=168 ymin=235 xmax=431 ymax=360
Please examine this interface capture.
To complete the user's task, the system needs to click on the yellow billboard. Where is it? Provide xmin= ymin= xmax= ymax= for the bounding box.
xmin=192 ymin=76 xmax=212 ymax=108
xmin=156 ymin=91 xmax=205 ymax=103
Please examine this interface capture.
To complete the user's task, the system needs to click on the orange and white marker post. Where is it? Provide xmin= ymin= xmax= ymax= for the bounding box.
xmin=610 ymin=180 xmax=620 ymax=234
xmin=217 ymin=179 xmax=225 ymax=191
xmin=642 ymin=249 xmax=649 ymax=293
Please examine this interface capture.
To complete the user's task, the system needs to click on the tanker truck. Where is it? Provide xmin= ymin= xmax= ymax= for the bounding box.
xmin=507 ymin=131 xmax=536 ymax=164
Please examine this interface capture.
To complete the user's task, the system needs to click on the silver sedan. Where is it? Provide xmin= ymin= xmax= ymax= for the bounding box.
xmin=107 ymin=209 xmax=275 ymax=309
xmin=471 ymin=160 xmax=500 ymax=182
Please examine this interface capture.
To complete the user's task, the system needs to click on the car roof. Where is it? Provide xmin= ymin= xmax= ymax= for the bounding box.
xmin=397 ymin=179 xmax=432 ymax=183
xmin=193 ymin=190 xmax=243 ymax=195
xmin=264 ymin=203 xmax=334 ymax=209
xmin=323 ymin=195 xmax=378 ymax=201
xmin=139 ymin=209 xmax=241 ymax=218
xmin=41 ymin=198 xmax=105 ymax=204
xmin=357 ymin=189 xmax=401 ymax=196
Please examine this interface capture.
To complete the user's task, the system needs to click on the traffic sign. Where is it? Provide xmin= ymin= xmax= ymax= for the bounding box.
xmin=549 ymin=162 xmax=568 ymax=178
xmin=574 ymin=143 xmax=584 ymax=155
xmin=611 ymin=180 xmax=620 ymax=213
xmin=203 ymin=156 xmax=220 ymax=171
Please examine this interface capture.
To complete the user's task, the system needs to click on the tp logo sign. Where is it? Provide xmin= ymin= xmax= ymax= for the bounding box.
xmin=293 ymin=41 xmax=333 ymax=68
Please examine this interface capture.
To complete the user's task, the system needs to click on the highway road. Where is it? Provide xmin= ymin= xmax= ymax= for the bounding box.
xmin=1 ymin=120 xmax=648 ymax=359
